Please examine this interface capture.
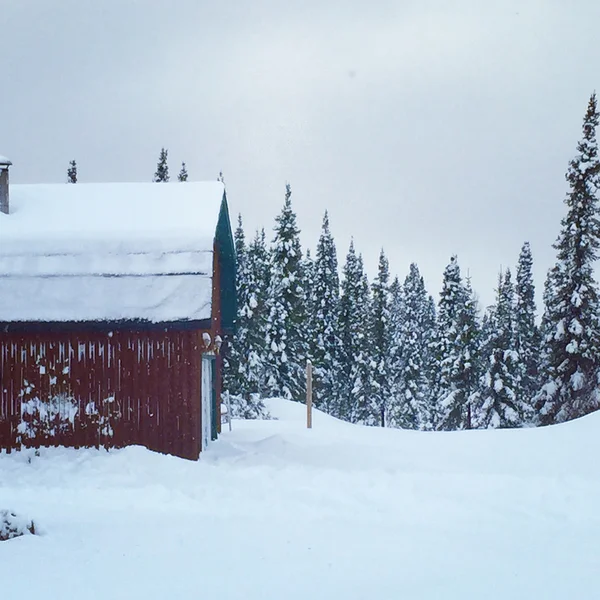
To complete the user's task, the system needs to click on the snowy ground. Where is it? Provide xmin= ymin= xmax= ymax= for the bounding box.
xmin=1 ymin=399 xmax=599 ymax=599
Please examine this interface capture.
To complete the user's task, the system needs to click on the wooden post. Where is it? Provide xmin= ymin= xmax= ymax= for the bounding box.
xmin=306 ymin=360 xmax=313 ymax=429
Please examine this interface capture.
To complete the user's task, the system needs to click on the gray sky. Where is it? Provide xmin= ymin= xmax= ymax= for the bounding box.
xmin=1 ymin=0 xmax=599 ymax=310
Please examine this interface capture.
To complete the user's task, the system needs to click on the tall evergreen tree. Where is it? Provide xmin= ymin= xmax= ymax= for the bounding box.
xmin=457 ymin=277 xmax=481 ymax=429
xmin=223 ymin=215 xmax=248 ymax=397
xmin=422 ymin=293 xmax=438 ymax=419
xmin=153 ymin=148 xmax=169 ymax=182
xmin=223 ymin=223 xmax=270 ymax=418
xmin=434 ymin=256 xmax=479 ymax=430
xmin=338 ymin=242 xmax=373 ymax=423
xmin=369 ymin=250 xmax=392 ymax=426
xmin=387 ymin=276 xmax=404 ymax=425
xmin=515 ymin=241 xmax=539 ymax=420
xmin=67 ymin=160 xmax=77 ymax=183
xmin=263 ymin=184 xmax=307 ymax=402
xmin=434 ymin=256 xmax=467 ymax=430
xmin=537 ymin=93 xmax=600 ymax=424
xmin=473 ymin=270 xmax=523 ymax=428
xmin=310 ymin=212 xmax=342 ymax=415
xmin=178 ymin=162 xmax=188 ymax=182
xmin=392 ymin=264 xmax=434 ymax=430
xmin=242 ymin=229 xmax=270 ymax=397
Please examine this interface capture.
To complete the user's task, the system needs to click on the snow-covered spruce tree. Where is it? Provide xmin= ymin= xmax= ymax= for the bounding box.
xmin=310 ymin=212 xmax=342 ymax=415
xmin=338 ymin=242 xmax=373 ymax=423
xmin=153 ymin=148 xmax=169 ymax=182
xmin=473 ymin=269 xmax=524 ymax=428
xmin=515 ymin=241 xmax=539 ymax=420
xmin=241 ymin=229 xmax=271 ymax=398
xmin=434 ymin=256 xmax=478 ymax=430
xmin=537 ymin=94 xmax=600 ymax=424
xmin=368 ymin=250 xmax=392 ymax=426
xmin=392 ymin=264 xmax=435 ymax=430
xmin=178 ymin=161 xmax=188 ymax=182
xmin=422 ymin=293 xmax=438 ymax=423
xmin=223 ymin=215 xmax=267 ymax=419
xmin=67 ymin=160 xmax=77 ymax=183
xmin=263 ymin=184 xmax=308 ymax=402
xmin=387 ymin=276 xmax=404 ymax=425
xmin=457 ymin=277 xmax=481 ymax=429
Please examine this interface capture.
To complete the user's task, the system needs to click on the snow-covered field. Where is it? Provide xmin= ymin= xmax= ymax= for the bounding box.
xmin=1 ymin=399 xmax=599 ymax=599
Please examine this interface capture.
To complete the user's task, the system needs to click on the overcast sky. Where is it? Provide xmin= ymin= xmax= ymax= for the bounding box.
xmin=1 ymin=0 xmax=599 ymax=309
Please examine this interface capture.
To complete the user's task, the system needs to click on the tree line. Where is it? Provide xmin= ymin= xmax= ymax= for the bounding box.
xmin=65 ymin=148 xmax=189 ymax=183
xmin=224 ymin=93 xmax=600 ymax=430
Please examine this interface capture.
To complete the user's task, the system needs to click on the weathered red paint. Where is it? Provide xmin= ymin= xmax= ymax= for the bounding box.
xmin=0 ymin=329 xmax=209 ymax=460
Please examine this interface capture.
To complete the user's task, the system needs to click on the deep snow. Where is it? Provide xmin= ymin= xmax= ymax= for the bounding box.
xmin=0 ymin=181 xmax=223 ymax=322
xmin=1 ymin=398 xmax=599 ymax=599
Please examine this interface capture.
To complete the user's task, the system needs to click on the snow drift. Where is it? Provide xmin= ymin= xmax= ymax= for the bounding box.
xmin=0 ymin=399 xmax=599 ymax=599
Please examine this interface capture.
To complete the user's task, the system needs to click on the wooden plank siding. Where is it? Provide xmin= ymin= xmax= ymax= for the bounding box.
xmin=0 ymin=329 xmax=207 ymax=460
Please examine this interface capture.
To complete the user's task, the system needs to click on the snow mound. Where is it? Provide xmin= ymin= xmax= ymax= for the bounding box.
xmin=2 ymin=401 xmax=600 ymax=598
xmin=0 ymin=510 xmax=36 ymax=541
xmin=263 ymin=397 xmax=350 ymax=429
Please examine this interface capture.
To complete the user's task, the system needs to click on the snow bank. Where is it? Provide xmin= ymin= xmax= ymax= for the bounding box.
xmin=1 ymin=402 xmax=599 ymax=599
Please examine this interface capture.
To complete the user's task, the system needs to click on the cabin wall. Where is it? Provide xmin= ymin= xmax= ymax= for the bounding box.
xmin=0 ymin=329 xmax=206 ymax=460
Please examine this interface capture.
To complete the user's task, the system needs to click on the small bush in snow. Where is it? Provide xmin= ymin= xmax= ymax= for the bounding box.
xmin=0 ymin=510 xmax=37 ymax=541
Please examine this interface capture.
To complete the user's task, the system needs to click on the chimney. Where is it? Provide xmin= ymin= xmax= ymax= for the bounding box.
xmin=0 ymin=156 xmax=12 ymax=215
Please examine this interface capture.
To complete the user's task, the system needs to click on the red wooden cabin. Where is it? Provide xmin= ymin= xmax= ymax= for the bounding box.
xmin=0 ymin=163 xmax=236 ymax=460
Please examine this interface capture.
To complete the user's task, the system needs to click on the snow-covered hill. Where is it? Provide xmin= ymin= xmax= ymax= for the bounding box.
xmin=1 ymin=399 xmax=599 ymax=599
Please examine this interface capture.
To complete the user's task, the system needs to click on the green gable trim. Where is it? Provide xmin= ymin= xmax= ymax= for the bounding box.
xmin=215 ymin=191 xmax=237 ymax=334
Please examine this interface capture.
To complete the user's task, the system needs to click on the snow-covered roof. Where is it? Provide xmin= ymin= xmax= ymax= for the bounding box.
xmin=0 ymin=155 xmax=11 ymax=165
xmin=0 ymin=182 xmax=226 ymax=324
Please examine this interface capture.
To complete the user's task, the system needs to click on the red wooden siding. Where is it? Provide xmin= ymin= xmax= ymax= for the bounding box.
xmin=0 ymin=330 xmax=206 ymax=460
xmin=212 ymin=241 xmax=223 ymax=434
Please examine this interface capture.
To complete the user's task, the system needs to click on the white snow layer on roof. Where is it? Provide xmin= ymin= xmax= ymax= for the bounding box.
xmin=0 ymin=181 xmax=225 ymax=322
xmin=0 ymin=155 xmax=11 ymax=164
xmin=0 ymin=181 xmax=225 ymax=254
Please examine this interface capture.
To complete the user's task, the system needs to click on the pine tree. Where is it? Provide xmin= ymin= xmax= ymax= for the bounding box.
xmin=515 ymin=241 xmax=539 ymax=420
xmin=178 ymin=162 xmax=188 ymax=182
xmin=473 ymin=270 xmax=523 ymax=428
xmin=153 ymin=148 xmax=169 ymax=182
xmin=67 ymin=160 xmax=77 ymax=183
xmin=391 ymin=264 xmax=434 ymax=430
xmin=310 ymin=212 xmax=342 ymax=415
xmin=434 ymin=256 xmax=476 ymax=430
xmin=223 ymin=215 xmax=247 ymax=397
xmin=537 ymin=94 xmax=600 ymax=424
xmin=338 ymin=242 xmax=373 ymax=423
xmin=457 ymin=277 xmax=481 ymax=429
xmin=387 ymin=276 xmax=404 ymax=426
xmin=369 ymin=250 xmax=392 ymax=426
xmin=263 ymin=184 xmax=307 ymax=402
xmin=242 ymin=229 xmax=270 ymax=397
xmin=223 ymin=221 xmax=270 ymax=418
xmin=354 ymin=259 xmax=376 ymax=424
xmin=422 ymin=293 xmax=438 ymax=420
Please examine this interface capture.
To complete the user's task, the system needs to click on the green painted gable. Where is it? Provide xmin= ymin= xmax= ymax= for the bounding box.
xmin=215 ymin=191 xmax=237 ymax=334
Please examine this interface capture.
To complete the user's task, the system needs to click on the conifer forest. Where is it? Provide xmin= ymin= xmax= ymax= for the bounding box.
xmin=223 ymin=93 xmax=600 ymax=430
